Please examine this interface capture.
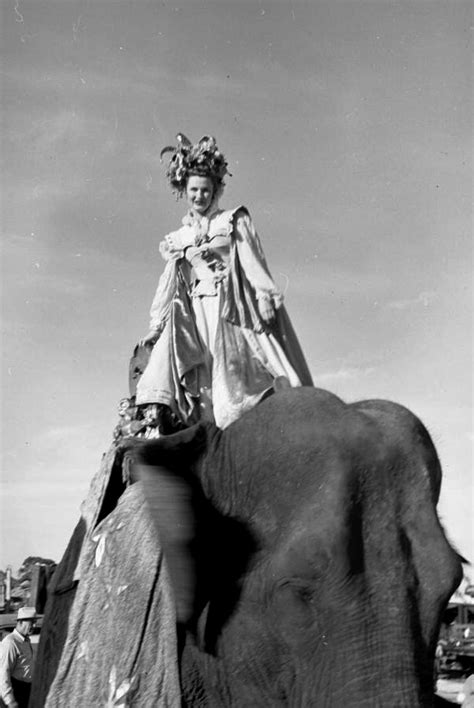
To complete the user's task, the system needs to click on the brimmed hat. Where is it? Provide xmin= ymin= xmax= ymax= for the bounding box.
xmin=17 ymin=606 xmax=37 ymax=622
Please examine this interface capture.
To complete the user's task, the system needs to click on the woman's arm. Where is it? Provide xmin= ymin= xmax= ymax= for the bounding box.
xmin=233 ymin=210 xmax=283 ymax=322
xmin=140 ymin=242 xmax=181 ymax=345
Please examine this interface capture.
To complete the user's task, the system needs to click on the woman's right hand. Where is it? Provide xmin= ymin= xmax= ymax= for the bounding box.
xmin=139 ymin=330 xmax=158 ymax=347
xmin=165 ymin=232 xmax=182 ymax=250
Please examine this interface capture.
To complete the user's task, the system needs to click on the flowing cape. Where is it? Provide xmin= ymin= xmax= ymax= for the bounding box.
xmin=223 ymin=207 xmax=313 ymax=386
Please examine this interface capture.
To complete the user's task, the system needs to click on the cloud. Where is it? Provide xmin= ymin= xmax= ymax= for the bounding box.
xmin=1 ymin=233 xmax=89 ymax=299
xmin=31 ymin=109 xmax=89 ymax=150
xmin=0 ymin=480 xmax=87 ymax=496
xmin=314 ymin=366 xmax=376 ymax=384
xmin=386 ymin=291 xmax=438 ymax=310
xmin=280 ymin=264 xmax=391 ymax=300
xmin=3 ymin=60 xmax=187 ymax=111
xmin=1 ymin=421 xmax=104 ymax=480
xmin=40 ymin=423 xmax=95 ymax=445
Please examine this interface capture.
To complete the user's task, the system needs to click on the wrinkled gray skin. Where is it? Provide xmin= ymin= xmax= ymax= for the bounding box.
xmin=128 ymin=387 xmax=462 ymax=707
xmin=32 ymin=387 xmax=462 ymax=707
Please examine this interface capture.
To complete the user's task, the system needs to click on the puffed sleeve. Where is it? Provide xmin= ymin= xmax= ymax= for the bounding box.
xmin=233 ymin=210 xmax=283 ymax=309
xmin=158 ymin=225 xmax=196 ymax=262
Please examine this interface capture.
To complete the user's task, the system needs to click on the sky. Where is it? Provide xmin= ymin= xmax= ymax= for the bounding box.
xmin=1 ymin=0 xmax=472 ymax=575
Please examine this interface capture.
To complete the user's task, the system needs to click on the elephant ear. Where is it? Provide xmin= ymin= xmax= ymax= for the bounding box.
xmin=125 ymin=423 xmax=214 ymax=627
xmin=133 ymin=423 xmax=211 ymax=470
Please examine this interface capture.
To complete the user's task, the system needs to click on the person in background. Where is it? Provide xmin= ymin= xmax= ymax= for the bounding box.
xmin=0 ymin=607 xmax=37 ymax=708
xmin=129 ymin=134 xmax=312 ymax=437
xmin=459 ymin=674 xmax=474 ymax=707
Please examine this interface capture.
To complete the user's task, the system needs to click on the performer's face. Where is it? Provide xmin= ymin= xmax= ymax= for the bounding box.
xmin=186 ymin=175 xmax=214 ymax=215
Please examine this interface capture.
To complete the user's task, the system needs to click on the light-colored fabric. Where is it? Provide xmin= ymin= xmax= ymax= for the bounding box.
xmin=136 ymin=205 xmax=313 ymax=428
xmin=0 ymin=630 xmax=34 ymax=705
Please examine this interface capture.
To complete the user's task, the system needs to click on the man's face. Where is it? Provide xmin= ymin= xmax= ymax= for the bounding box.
xmin=17 ymin=620 xmax=35 ymax=636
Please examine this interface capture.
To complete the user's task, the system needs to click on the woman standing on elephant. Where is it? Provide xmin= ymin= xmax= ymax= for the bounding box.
xmin=130 ymin=134 xmax=312 ymax=436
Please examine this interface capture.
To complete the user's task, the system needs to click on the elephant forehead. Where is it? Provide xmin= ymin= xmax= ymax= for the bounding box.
xmin=266 ymin=504 xmax=355 ymax=579
xmin=270 ymin=537 xmax=332 ymax=585
xmin=246 ymin=450 xmax=363 ymax=547
xmin=245 ymin=462 xmax=392 ymax=594
xmin=223 ymin=403 xmax=389 ymax=523
xmin=240 ymin=505 xmax=359 ymax=610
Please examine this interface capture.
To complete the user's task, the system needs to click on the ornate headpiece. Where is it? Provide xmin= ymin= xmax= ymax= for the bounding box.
xmin=160 ymin=134 xmax=230 ymax=195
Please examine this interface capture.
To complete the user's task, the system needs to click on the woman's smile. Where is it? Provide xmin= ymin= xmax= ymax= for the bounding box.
xmin=186 ymin=175 xmax=214 ymax=215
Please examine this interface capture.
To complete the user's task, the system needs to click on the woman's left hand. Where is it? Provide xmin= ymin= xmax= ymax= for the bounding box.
xmin=139 ymin=330 xmax=159 ymax=347
xmin=258 ymin=298 xmax=275 ymax=323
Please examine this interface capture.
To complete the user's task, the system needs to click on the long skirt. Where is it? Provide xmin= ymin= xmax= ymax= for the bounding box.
xmin=136 ymin=286 xmax=303 ymax=429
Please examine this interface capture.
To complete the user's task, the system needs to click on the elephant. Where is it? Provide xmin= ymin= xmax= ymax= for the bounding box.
xmin=31 ymin=387 xmax=462 ymax=707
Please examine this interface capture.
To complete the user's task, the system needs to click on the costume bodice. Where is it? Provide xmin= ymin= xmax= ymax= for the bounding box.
xmin=149 ymin=204 xmax=284 ymax=334
xmin=160 ymin=207 xmax=244 ymax=297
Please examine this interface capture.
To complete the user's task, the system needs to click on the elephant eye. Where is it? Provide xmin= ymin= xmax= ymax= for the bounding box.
xmin=274 ymin=578 xmax=315 ymax=605
xmin=271 ymin=580 xmax=316 ymax=635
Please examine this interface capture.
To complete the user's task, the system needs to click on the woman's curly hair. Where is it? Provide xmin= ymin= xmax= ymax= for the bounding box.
xmin=160 ymin=134 xmax=230 ymax=197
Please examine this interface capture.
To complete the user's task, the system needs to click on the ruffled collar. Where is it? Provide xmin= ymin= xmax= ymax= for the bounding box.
xmin=181 ymin=200 xmax=222 ymax=244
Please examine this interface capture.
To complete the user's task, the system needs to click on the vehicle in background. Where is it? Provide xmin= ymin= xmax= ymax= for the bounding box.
xmin=437 ymin=602 xmax=474 ymax=678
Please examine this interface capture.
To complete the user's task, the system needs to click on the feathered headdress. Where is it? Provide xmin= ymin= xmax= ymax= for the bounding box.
xmin=160 ymin=134 xmax=230 ymax=195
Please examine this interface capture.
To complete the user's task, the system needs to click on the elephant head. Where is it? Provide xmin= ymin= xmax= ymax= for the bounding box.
xmin=129 ymin=387 xmax=462 ymax=707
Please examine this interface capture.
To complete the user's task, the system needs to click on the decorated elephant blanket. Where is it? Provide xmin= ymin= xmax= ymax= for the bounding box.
xmin=30 ymin=446 xmax=181 ymax=708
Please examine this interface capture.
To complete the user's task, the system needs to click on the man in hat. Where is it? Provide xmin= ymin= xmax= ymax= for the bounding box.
xmin=0 ymin=607 xmax=37 ymax=707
